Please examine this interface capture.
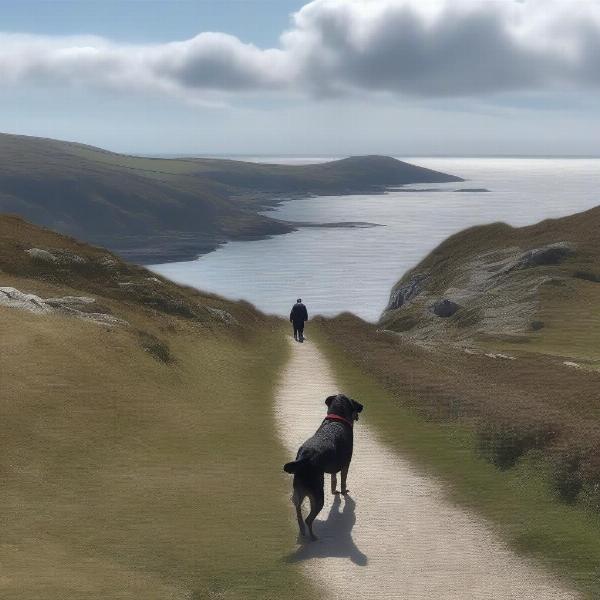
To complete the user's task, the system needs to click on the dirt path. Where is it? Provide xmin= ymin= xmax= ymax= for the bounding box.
xmin=275 ymin=337 xmax=579 ymax=600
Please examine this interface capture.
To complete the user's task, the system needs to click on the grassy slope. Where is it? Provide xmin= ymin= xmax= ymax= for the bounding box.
xmin=0 ymin=133 xmax=461 ymax=262
xmin=313 ymin=321 xmax=600 ymax=598
xmin=1 ymin=216 xmax=315 ymax=600
xmin=379 ymin=204 xmax=600 ymax=364
xmin=315 ymin=204 xmax=600 ymax=595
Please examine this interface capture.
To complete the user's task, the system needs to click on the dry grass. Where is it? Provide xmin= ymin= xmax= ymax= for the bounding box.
xmin=1 ymin=309 xmax=316 ymax=600
xmin=0 ymin=216 xmax=315 ymax=600
xmin=315 ymin=314 xmax=600 ymax=510
xmin=370 ymin=203 xmax=600 ymax=511
xmin=380 ymin=204 xmax=600 ymax=356
xmin=314 ymin=318 xmax=600 ymax=597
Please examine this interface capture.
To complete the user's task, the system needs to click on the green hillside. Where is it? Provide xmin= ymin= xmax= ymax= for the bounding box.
xmin=0 ymin=215 xmax=315 ymax=600
xmin=379 ymin=204 xmax=600 ymax=364
xmin=312 ymin=204 xmax=600 ymax=596
xmin=0 ymin=133 xmax=462 ymax=263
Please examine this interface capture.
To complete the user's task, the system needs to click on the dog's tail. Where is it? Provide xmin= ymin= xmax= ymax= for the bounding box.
xmin=283 ymin=458 xmax=308 ymax=474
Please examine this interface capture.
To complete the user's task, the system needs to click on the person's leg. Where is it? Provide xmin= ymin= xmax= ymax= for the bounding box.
xmin=292 ymin=323 xmax=298 ymax=340
xmin=298 ymin=324 xmax=304 ymax=342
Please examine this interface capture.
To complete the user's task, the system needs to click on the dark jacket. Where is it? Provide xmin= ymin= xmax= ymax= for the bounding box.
xmin=290 ymin=302 xmax=308 ymax=324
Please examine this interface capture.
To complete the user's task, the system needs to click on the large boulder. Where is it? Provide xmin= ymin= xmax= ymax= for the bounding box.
xmin=432 ymin=299 xmax=460 ymax=318
xmin=26 ymin=248 xmax=58 ymax=263
xmin=26 ymin=247 xmax=87 ymax=265
xmin=0 ymin=287 xmax=51 ymax=313
xmin=386 ymin=273 xmax=428 ymax=311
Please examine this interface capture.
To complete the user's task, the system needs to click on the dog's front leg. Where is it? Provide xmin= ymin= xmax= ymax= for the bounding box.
xmin=331 ymin=472 xmax=339 ymax=494
xmin=341 ymin=465 xmax=349 ymax=494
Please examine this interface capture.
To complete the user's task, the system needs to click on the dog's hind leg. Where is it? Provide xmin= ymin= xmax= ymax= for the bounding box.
xmin=331 ymin=472 xmax=339 ymax=495
xmin=295 ymin=504 xmax=305 ymax=537
xmin=292 ymin=485 xmax=306 ymax=537
xmin=341 ymin=464 xmax=350 ymax=494
xmin=305 ymin=489 xmax=324 ymax=541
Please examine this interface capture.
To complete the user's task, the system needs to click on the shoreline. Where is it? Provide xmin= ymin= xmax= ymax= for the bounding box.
xmin=113 ymin=219 xmax=384 ymax=265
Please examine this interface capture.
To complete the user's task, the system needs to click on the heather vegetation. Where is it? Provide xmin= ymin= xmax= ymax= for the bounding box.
xmin=314 ymin=317 xmax=600 ymax=596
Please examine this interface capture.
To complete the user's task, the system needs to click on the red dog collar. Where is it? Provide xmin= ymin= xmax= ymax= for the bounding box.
xmin=325 ymin=413 xmax=353 ymax=428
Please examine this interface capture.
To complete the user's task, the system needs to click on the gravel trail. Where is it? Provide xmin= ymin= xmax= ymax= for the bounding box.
xmin=275 ymin=337 xmax=578 ymax=600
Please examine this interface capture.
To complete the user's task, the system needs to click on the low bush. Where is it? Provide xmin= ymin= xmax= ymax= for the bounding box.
xmin=137 ymin=331 xmax=173 ymax=363
xmin=477 ymin=418 xmax=558 ymax=470
xmin=316 ymin=313 xmax=600 ymax=514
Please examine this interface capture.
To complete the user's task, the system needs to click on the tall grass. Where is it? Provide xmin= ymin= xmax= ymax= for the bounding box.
xmin=1 ymin=309 xmax=314 ymax=600
xmin=314 ymin=320 xmax=600 ymax=598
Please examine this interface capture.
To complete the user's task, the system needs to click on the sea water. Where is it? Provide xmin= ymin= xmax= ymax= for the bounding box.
xmin=150 ymin=158 xmax=600 ymax=322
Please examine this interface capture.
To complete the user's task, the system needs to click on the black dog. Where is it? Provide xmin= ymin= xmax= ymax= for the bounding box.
xmin=283 ymin=394 xmax=364 ymax=541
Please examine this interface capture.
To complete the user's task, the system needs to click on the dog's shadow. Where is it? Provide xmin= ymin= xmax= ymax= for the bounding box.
xmin=286 ymin=494 xmax=367 ymax=566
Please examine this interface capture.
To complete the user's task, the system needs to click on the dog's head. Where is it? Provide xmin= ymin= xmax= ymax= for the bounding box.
xmin=325 ymin=394 xmax=364 ymax=422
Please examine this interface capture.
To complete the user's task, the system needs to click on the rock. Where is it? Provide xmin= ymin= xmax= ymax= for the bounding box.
xmin=530 ymin=320 xmax=544 ymax=331
xmin=0 ymin=286 xmax=125 ymax=326
xmin=0 ymin=287 xmax=52 ymax=313
xmin=26 ymin=247 xmax=86 ymax=265
xmin=432 ymin=299 xmax=460 ymax=318
xmin=54 ymin=249 xmax=86 ymax=264
xmin=519 ymin=242 xmax=574 ymax=268
xmin=99 ymin=255 xmax=118 ymax=268
xmin=207 ymin=306 xmax=238 ymax=325
xmin=386 ymin=273 xmax=428 ymax=311
xmin=26 ymin=248 xmax=58 ymax=263
xmin=44 ymin=296 xmax=96 ymax=307
xmin=485 ymin=352 xmax=516 ymax=360
xmin=80 ymin=312 xmax=128 ymax=326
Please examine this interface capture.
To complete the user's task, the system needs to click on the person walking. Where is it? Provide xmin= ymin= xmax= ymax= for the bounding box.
xmin=290 ymin=298 xmax=308 ymax=342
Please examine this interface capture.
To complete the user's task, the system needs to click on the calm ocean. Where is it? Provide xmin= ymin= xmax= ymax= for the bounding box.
xmin=151 ymin=157 xmax=600 ymax=322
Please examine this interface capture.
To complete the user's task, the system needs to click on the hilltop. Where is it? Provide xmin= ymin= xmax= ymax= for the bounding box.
xmin=379 ymin=204 xmax=600 ymax=364
xmin=0 ymin=133 xmax=462 ymax=263
xmin=313 ymin=205 xmax=600 ymax=595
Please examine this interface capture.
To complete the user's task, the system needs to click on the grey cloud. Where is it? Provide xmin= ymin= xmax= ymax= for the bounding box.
xmin=285 ymin=0 xmax=589 ymax=97
xmin=1 ymin=0 xmax=600 ymax=101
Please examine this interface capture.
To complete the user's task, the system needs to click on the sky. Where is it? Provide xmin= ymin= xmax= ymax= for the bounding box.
xmin=1 ymin=0 xmax=600 ymax=156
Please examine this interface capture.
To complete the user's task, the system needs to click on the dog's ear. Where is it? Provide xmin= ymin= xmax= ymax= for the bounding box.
xmin=352 ymin=399 xmax=364 ymax=413
xmin=325 ymin=395 xmax=336 ymax=407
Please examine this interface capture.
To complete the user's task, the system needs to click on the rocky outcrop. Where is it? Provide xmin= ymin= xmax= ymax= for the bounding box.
xmin=26 ymin=248 xmax=58 ymax=263
xmin=432 ymin=299 xmax=460 ymax=317
xmin=26 ymin=247 xmax=87 ymax=264
xmin=207 ymin=307 xmax=239 ymax=325
xmin=0 ymin=287 xmax=52 ymax=313
xmin=380 ymin=240 xmax=576 ymax=343
xmin=44 ymin=295 xmax=96 ymax=307
xmin=517 ymin=242 xmax=574 ymax=269
xmin=386 ymin=273 xmax=429 ymax=311
xmin=0 ymin=287 xmax=126 ymax=325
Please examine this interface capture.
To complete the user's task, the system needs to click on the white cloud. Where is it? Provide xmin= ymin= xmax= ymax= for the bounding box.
xmin=2 ymin=0 xmax=600 ymax=102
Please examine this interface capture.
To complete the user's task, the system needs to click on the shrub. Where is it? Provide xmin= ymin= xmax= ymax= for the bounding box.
xmin=550 ymin=445 xmax=585 ymax=504
xmin=573 ymin=270 xmax=600 ymax=283
xmin=477 ymin=418 xmax=558 ymax=470
xmin=137 ymin=331 xmax=173 ymax=364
